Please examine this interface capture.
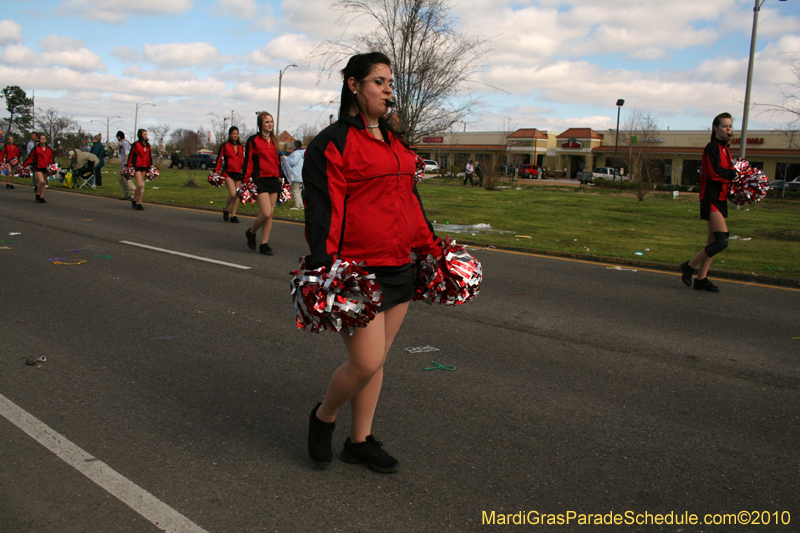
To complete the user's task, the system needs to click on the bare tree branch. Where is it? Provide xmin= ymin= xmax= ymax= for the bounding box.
xmin=309 ymin=0 xmax=490 ymax=143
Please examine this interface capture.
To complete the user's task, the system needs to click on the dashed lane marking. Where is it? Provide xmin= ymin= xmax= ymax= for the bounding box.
xmin=0 ymin=393 xmax=209 ymax=533
xmin=120 ymin=240 xmax=251 ymax=270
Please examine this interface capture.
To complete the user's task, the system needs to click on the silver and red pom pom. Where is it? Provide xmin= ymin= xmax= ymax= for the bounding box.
xmin=290 ymin=258 xmax=382 ymax=334
xmin=46 ymin=163 xmax=60 ymax=176
xmin=412 ymin=237 xmax=482 ymax=306
xmin=415 ymin=155 xmax=425 ymax=183
xmin=146 ymin=166 xmax=159 ymax=181
xmin=730 ymin=159 xmax=769 ymax=206
xmin=279 ymin=177 xmax=292 ymax=203
xmin=121 ymin=166 xmax=135 ymax=180
xmin=9 ymin=157 xmax=19 ymax=168
xmin=236 ymin=178 xmax=258 ymax=204
xmin=19 ymin=166 xmax=32 ymax=177
xmin=208 ymin=172 xmax=225 ymax=187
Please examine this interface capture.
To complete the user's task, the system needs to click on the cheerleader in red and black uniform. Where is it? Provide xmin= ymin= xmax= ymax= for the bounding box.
xmin=215 ymin=126 xmax=245 ymax=223
xmin=1 ymin=134 xmax=20 ymax=189
xmin=23 ymin=133 xmax=54 ymax=203
xmin=679 ymin=112 xmax=737 ymax=293
xmin=126 ymin=129 xmax=151 ymax=211
xmin=242 ymin=112 xmax=281 ymax=255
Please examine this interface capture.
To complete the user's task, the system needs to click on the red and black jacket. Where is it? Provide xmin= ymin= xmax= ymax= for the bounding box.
xmin=126 ymin=141 xmax=152 ymax=169
xmin=215 ymin=141 xmax=244 ymax=177
xmin=700 ymin=137 xmax=736 ymax=202
xmin=24 ymin=145 xmax=54 ymax=169
xmin=302 ymin=113 xmax=441 ymax=270
xmin=242 ymin=134 xmax=280 ymax=179
xmin=0 ymin=144 xmax=20 ymax=163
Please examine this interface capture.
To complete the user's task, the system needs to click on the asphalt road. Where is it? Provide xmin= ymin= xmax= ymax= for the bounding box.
xmin=1 ymin=188 xmax=798 ymax=533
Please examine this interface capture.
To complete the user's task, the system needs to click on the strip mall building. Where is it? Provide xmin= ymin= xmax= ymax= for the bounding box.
xmin=412 ymin=128 xmax=800 ymax=184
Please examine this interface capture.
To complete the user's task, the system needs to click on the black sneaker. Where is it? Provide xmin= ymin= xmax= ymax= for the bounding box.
xmin=693 ymin=277 xmax=719 ymax=293
xmin=308 ymin=403 xmax=335 ymax=468
xmin=8 ymin=184 xmax=14 ymax=189
xmin=245 ymin=229 xmax=257 ymax=251
xmin=131 ymin=200 xmax=137 ymax=209
xmin=136 ymin=204 xmax=144 ymax=211
xmin=341 ymin=435 xmax=400 ymax=473
xmin=229 ymin=216 xmax=240 ymax=223
xmin=38 ymin=197 xmax=47 ymax=204
xmin=259 ymin=242 xmax=273 ymax=255
xmin=680 ymin=261 xmax=696 ymax=287
xmin=223 ymin=209 xmax=229 ymax=222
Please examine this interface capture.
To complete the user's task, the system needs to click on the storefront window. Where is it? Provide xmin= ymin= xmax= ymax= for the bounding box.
xmin=776 ymin=162 xmax=800 ymax=181
xmin=682 ymin=160 xmax=702 ymax=185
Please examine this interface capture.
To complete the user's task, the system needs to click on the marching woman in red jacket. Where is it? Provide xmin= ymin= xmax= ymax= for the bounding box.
xmin=242 ymin=112 xmax=281 ymax=254
xmin=305 ymin=52 xmax=442 ymax=473
xmin=215 ymin=126 xmax=244 ymax=223
xmin=1 ymin=134 xmax=20 ymax=189
xmin=126 ymin=129 xmax=151 ymax=211
xmin=23 ymin=133 xmax=54 ymax=203
xmin=680 ymin=113 xmax=737 ymax=292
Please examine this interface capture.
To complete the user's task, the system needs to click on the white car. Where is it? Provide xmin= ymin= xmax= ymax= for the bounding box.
xmin=423 ymin=160 xmax=439 ymax=173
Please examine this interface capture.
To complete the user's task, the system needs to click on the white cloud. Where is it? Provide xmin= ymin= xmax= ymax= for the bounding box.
xmin=57 ymin=0 xmax=192 ymax=25
xmin=247 ymin=34 xmax=317 ymax=67
xmin=0 ymin=44 xmax=42 ymax=65
xmin=111 ymin=46 xmax=141 ymax=62
xmin=0 ymin=20 xmax=23 ymax=46
xmin=213 ymin=0 xmax=258 ymax=19
xmin=143 ymin=42 xmax=221 ymax=68
xmin=37 ymin=34 xmax=107 ymax=72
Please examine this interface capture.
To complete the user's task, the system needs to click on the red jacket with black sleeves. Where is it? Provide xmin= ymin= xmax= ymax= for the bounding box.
xmin=0 ymin=144 xmax=20 ymax=163
xmin=242 ymin=134 xmax=280 ymax=179
xmin=126 ymin=141 xmax=152 ymax=169
xmin=302 ymin=113 xmax=441 ymax=270
xmin=700 ymin=137 xmax=736 ymax=202
xmin=215 ymin=141 xmax=244 ymax=177
xmin=24 ymin=145 xmax=54 ymax=169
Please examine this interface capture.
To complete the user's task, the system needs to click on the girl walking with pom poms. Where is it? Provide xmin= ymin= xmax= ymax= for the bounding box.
xmin=215 ymin=126 xmax=245 ymax=223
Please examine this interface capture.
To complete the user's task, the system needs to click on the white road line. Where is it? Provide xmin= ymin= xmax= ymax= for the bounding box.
xmin=0 ymin=393 xmax=209 ymax=533
xmin=120 ymin=241 xmax=251 ymax=270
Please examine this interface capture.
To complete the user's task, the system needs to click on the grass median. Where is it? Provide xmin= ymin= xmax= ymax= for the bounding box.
xmin=59 ymin=162 xmax=800 ymax=282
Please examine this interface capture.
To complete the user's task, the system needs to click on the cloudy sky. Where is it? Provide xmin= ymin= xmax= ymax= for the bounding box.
xmin=1 ymin=0 xmax=799 ymax=141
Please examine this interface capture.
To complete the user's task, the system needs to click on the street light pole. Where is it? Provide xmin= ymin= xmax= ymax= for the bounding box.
xmin=276 ymin=64 xmax=298 ymax=139
xmin=91 ymin=116 xmax=122 ymax=146
xmin=740 ymin=0 xmax=787 ymax=159
xmin=615 ymin=99 xmax=625 ymax=192
xmin=134 ymin=102 xmax=156 ymax=139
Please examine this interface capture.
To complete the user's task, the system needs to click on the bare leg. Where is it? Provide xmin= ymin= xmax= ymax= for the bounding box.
xmin=36 ymin=172 xmax=46 ymax=198
xmin=224 ymin=178 xmax=239 ymax=216
xmin=688 ymin=211 xmax=728 ymax=279
xmin=251 ymin=192 xmax=278 ymax=244
xmin=134 ymin=171 xmax=146 ymax=204
xmin=316 ymin=302 xmax=410 ymax=443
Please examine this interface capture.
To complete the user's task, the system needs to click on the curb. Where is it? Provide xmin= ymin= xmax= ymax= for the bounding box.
xmin=37 ymin=185 xmax=800 ymax=288
xmin=455 ymin=239 xmax=800 ymax=289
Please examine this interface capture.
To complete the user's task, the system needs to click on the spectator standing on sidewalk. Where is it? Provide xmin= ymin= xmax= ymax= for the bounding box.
xmin=116 ymin=131 xmax=134 ymax=200
xmin=463 ymin=160 xmax=474 ymax=186
xmin=90 ymin=134 xmax=105 ymax=187
xmin=286 ymin=140 xmax=305 ymax=210
xmin=474 ymin=160 xmax=484 ymax=187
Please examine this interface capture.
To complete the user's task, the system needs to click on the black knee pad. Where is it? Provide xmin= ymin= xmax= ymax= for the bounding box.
xmin=704 ymin=231 xmax=729 ymax=257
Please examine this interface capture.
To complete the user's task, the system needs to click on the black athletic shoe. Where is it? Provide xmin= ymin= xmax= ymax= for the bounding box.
xmin=229 ymin=216 xmax=239 ymax=224
xmin=341 ymin=435 xmax=400 ymax=473
xmin=308 ymin=403 xmax=335 ymax=468
xmin=136 ymin=204 xmax=144 ymax=211
xmin=38 ymin=197 xmax=47 ymax=204
xmin=8 ymin=184 xmax=14 ymax=189
xmin=259 ymin=242 xmax=273 ymax=256
xmin=35 ymin=195 xmax=41 ymax=203
xmin=131 ymin=200 xmax=137 ymax=209
xmin=245 ymin=229 xmax=257 ymax=251
xmin=693 ymin=277 xmax=719 ymax=293
xmin=223 ymin=209 xmax=229 ymax=222
xmin=680 ymin=261 xmax=696 ymax=287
